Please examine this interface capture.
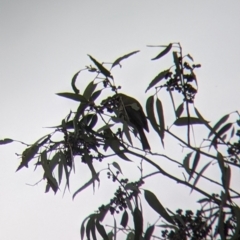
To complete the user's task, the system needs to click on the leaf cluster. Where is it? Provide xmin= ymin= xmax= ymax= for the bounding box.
xmin=1 ymin=43 xmax=240 ymax=240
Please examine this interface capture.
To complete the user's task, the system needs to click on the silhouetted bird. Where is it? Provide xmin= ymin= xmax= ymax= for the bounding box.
xmin=114 ymin=93 xmax=150 ymax=150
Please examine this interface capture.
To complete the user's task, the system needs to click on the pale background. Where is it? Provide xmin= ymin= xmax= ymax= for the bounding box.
xmin=1 ymin=1 xmax=240 ymax=239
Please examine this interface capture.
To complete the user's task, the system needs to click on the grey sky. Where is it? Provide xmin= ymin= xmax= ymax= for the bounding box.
xmin=1 ymin=1 xmax=240 ymax=239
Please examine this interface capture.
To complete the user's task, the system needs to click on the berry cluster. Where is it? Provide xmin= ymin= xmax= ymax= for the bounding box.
xmin=106 ymin=171 xmax=144 ymax=215
xmin=162 ymin=57 xmax=200 ymax=103
xmin=161 ymin=209 xmax=211 ymax=240
xmin=227 ymin=120 xmax=240 ymax=164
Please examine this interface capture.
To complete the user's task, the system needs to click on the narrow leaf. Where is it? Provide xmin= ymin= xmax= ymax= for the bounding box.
xmin=84 ymin=152 xmax=99 ymax=185
xmin=144 ymin=225 xmax=155 ymax=240
xmin=151 ymin=43 xmax=172 ymax=60
xmin=133 ymin=207 xmax=143 ymax=240
xmin=72 ymin=172 xmax=100 ymax=199
xmin=89 ymin=216 xmax=97 ymax=240
xmin=112 ymin=50 xmax=140 ymax=68
xmin=83 ymin=81 xmax=97 ymax=100
xmin=126 ymin=199 xmax=133 ymax=213
xmin=59 ymin=151 xmax=70 ymax=189
xmin=96 ymin=220 xmax=108 ymax=240
xmin=71 ymin=70 xmax=80 ymax=94
xmin=197 ymin=198 xmax=211 ymax=204
xmin=73 ymin=172 xmax=100 ymax=200
xmin=41 ymin=151 xmax=58 ymax=193
xmin=145 ymin=69 xmax=169 ymax=93
xmin=80 ymin=215 xmax=92 ymax=240
xmin=174 ymin=117 xmax=204 ymax=126
xmin=175 ymin=103 xmax=184 ymax=118
xmin=230 ymin=127 xmax=235 ymax=138
xmin=17 ymin=144 xmax=39 ymax=171
xmin=191 ymin=161 xmax=212 ymax=193
xmin=216 ymin=152 xmax=225 ymax=174
xmin=86 ymin=218 xmax=92 ymax=240
xmin=223 ymin=165 xmax=231 ymax=198
xmin=208 ymin=114 xmax=229 ymax=138
xmin=89 ymin=90 xmax=102 ymax=102
xmin=0 ymin=138 xmax=13 ymax=145
xmin=120 ymin=210 xmax=128 ymax=228
xmin=56 ymin=92 xmax=87 ymax=102
xmin=58 ymin=156 xmax=63 ymax=185
xmin=156 ymin=98 xmax=165 ymax=145
xmin=49 ymin=152 xmax=60 ymax=172
xmin=215 ymin=122 xmax=232 ymax=139
xmin=194 ymin=107 xmax=210 ymax=127
xmin=183 ymin=152 xmax=193 ymax=175
xmin=188 ymin=150 xmax=200 ymax=182
xmin=146 ymin=96 xmax=161 ymax=139
xmin=113 ymin=217 xmax=117 ymax=240
xmin=45 ymin=183 xmax=50 ymax=193
xmin=186 ymin=54 xmax=194 ymax=61
xmin=88 ymin=55 xmax=112 ymax=78
xmin=88 ymin=114 xmax=98 ymax=129
xmin=211 ymin=123 xmax=233 ymax=148
xmin=109 ymin=139 xmax=130 ymax=161
xmin=73 ymin=102 xmax=89 ymax=129
xmin=144 ymin=190 xmax=174 ymax=224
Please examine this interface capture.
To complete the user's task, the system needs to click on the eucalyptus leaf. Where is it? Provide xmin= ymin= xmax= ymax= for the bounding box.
xmin=156 ymin=97 xmax=165 ymax=146
xmin=112 ymin=50 xmax=140 ymax=68
xmin=189 ymin=150 xmax=200 ymax=182
xmin=183 ymin=152 xmax=193 ymax=175
xmin=90 ymin=90 xmax=102 ymax=102
xmin=146 ymin=96 xmax=161 ymax=139
xmin=120 ymin=210 xmax=128 ymax=228
xmin=144 ymin=225 xmax=155 ymax=240
xmin=0 ymin=138 xmax=13 ymax=145
xmin=151 ymin=43 xmax=172 ymax=60
xmin=83 ymin=81 xmax=97 ymax=100
xmin=144 ymin=190 xmax=174 ymax=224
xmin=145 ymin=69 xmax=169 ymax=93
xmin=174 ymin=117 xmax=204 ymax=126
xmin=133 ymin=207 xmax=143 ymax=240
xmin=210 ymin=122 xmax=233 ymax=149
xmin=191 ymin=161 xmax=212 ymax=193
xmin=71 ymin=70 xmax=80 ymax=94
xmin=17 ymin=144 xmax=39 ymax=171
xmin=56 ymin=92 xmax=87 ymax=102
xmin=208 ymin=114 xmax=229 ymax=138
xmin=73 ymin=172 xmax=100 ymax=200
xmin=96 ymin=220 xmax=108 ymax=240
xmin=88 ymin=55 xmax=112 ymax=78
xmin=175 ymin=103 xmax=184 ymax=118
xmin=41 ymin=151 xmax=58 ymax=193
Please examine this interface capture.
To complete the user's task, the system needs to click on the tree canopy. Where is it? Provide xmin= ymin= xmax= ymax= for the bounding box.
xmin=1 ymin=43 xmax=240 ymax=240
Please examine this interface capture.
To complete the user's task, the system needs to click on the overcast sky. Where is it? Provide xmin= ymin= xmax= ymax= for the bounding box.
xmin=1 ymin=1 xmax=240 ymax=240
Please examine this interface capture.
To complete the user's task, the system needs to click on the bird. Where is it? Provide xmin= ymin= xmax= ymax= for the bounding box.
xmin=113 ymin=93 xmax=150 ymax=150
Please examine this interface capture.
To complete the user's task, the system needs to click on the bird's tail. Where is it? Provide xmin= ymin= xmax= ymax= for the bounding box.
xmin=138 ymin=127 xmax=150 ymax=150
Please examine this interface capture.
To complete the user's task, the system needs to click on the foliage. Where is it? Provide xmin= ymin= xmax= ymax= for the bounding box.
xmin=2 ymin=43 xmax=240 ymax=239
